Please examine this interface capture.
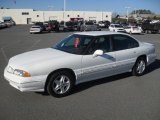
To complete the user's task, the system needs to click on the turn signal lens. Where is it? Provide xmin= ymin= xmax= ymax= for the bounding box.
xmin=23 ymin=71 xmax=31 ymax=77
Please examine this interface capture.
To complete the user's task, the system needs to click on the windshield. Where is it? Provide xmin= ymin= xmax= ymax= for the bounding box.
xmin=115 ymin=25 xmax=123 ymax=28
xmin=86 ymin=22 xmax=94 ymax=25
xmin=66 ymin=22 xmax=73 ymax=26
xmin=53 ymin=34 xmax=93 ymax=55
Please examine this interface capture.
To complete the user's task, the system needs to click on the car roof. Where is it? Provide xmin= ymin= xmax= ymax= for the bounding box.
xmin=74 ymin=31 xmax=128 ymax=36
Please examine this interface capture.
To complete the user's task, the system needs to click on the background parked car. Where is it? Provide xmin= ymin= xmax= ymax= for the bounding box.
xmin=80 ymin=21 xmax=100 ymax=31
xmin=44 ymin=20 xmax=59 ymax=32
xmin=109 ymin=24 xmax=126 ymax=32
xmin=59 ymin=21 xmax=74 ymax=31
xmin=103 ymin=20 xmax=111 ymax=28
xmin=72 ymin=21 xmax=82 ymax=31
xmin=98 ymin=21 xmax=110 ymax=28
xmin=125 ymin=26 xmax=142 ymax=34
xmin=0 ymin=21 xmax=7 ymax=29
xmin=35 ymin=22 xmax=51 ymax=33
xmin=30 ymin=25 xmax=43 ymax=34
xmin=98 ymin=21 xmax=106 ymax=28
xmin=4 ymin=21 xmax=13 ymax=27
xmin=141 ymin=20 xmax=160 ymax=34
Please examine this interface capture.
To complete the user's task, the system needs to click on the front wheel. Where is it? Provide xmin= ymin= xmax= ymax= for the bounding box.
xmin=47 ymin=71 xmax=75 ymax=97
xmin=132 ymin=58 xmax=146 ymax=76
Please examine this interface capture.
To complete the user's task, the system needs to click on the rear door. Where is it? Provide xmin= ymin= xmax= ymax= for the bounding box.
xmin=111 ymin=34 xmax=140 ymax=73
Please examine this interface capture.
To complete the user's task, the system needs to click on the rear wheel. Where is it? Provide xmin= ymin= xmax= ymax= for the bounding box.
xmin=145 ymin=30 xmax=148 ymax=34
xmin=132 ymin=58 xmax=146 ymax=76
xmin=47 ymin=71 xmax=75 ymax=97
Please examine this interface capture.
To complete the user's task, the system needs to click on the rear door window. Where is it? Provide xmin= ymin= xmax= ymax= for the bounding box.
xmin=112 ymin=35 xmax=139 ymax=51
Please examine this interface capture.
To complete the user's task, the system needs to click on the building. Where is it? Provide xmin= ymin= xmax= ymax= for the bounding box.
xmin=130 ymin=13 xmax=155 ymax=19
xmin=0 ymin=9 xmax=112 ymax=24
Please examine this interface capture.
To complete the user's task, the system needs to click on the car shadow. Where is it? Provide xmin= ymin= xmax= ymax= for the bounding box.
xmin=71 ymin=72 xmax=132 ymax=95
xmin=36 ymin=59 xmax=160 ymax=96
xmin=145 ymin=59 xmax=160 ymax=74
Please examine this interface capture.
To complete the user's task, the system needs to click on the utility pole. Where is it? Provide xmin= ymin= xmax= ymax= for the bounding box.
xmin=63 ymin=0 xmax=66 ymax=22
xmin=125 ymin=6 xmax=131 ymax=22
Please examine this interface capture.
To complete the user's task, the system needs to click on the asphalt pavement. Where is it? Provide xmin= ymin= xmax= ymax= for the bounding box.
xmin=0 ymin=25 xmax=160 ymax=120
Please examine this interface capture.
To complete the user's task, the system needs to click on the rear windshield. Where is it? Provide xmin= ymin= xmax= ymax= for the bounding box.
xmin=32 ymin=26 xmax=40 ymax=28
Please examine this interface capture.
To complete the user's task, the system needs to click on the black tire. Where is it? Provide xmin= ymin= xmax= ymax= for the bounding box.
xmin=129 ymin=31 xmax=132 ymax=34
xmin=47 ymin=71 xmax=75 ymax=97
xmin=132 ymin=57 xmax=146 ymax=76
xmin=145 ymin=30 xmax=148 ymax=34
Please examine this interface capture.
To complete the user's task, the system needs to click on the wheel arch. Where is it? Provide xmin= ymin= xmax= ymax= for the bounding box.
xmin=44 ymin=68 xmax=76 ymax=92
xmin=136 ymin=54 xmax=147 ymax=64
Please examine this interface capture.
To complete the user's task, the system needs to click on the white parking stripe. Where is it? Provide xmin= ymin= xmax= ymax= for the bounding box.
xmin=25 ymin=39 xmax=41 ymax=51
xmin=1 ymin=47 xmax=8 ymax=63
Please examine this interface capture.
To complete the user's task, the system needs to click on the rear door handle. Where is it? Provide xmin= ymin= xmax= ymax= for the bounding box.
xmin=134 ymin=51 xmax=137 ymax=54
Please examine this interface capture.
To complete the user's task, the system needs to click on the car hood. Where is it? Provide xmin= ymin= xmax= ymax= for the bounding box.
xmin=9 ymin=48 xmax=70 ymax=67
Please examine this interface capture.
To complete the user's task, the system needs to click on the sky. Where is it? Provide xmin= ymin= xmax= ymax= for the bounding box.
xmin=0 ymin=0 xmax=160 ymax=15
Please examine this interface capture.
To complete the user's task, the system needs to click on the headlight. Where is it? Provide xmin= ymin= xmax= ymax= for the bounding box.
xmin=13 ymin=69 xmax=31 ymax=77
xmin=7 ymin=66 xmax=31 ymax=77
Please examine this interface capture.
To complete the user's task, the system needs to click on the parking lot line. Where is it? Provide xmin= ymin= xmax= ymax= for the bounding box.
xmin=25 ymin=39 xmax=41 ymax=52
xmin=1 ymin=47 xmax=8 ymax=63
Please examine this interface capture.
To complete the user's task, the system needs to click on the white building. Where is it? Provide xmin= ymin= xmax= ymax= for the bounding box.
xmin=0 ymin=9 xmax=112 ymax=24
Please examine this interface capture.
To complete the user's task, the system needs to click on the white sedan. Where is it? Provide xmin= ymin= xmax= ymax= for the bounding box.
xmin=109 ymin=24 xmax=126 ymax=32
xmin=125 ymin=26 xmax=142 ymax=34
xmin=30 ymin=25 xmax=43 ymax=34
xmin=4 ymin=31 xmax=156 ymax=97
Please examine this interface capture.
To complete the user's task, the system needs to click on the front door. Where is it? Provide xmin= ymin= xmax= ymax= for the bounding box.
xmin=81 ymin=35 xmax=116 ymax=83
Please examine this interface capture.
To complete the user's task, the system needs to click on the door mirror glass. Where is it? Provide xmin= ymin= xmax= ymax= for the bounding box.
xmin=93 ymin=50 xmax=103 ymax=57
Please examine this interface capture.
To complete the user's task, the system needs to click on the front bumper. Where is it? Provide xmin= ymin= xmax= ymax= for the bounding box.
xmin=132 ymin=31 xmax=142 ymax=34
xmin=30 ymin=30 xmax=41 ymax=33
xmin=4 ymin=68 xmax=47 ymax=92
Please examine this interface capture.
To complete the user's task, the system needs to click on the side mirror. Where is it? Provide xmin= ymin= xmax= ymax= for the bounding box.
xmin=93 ymin=50 xmax=103 ymax=57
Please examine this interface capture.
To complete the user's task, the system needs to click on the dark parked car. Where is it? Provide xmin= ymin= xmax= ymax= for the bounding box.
xmin=35 ymin=22 xmax=51 ymax=33
xmin=141 ymin=20 xmax=160 ymax=34
xmin=44 ymin=20 xmax=59 ymax=32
